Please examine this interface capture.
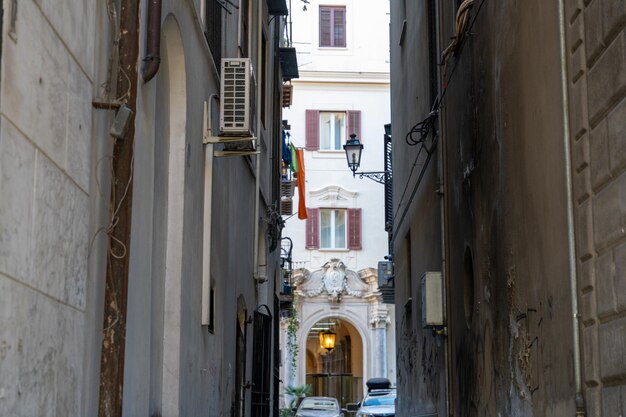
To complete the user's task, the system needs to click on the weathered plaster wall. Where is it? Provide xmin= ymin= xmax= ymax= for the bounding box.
xmin=443 ymin=2 xmax=576 ymax=415
xmin=389 ymin=2 xmax=446 ymax=416
xmin=1 ymin=0 xmax=284 ymax=416
xmin=390 ymin=0 xmax=598 ymax=416
xmin=125 ymin=1 xmax=283 ymax=416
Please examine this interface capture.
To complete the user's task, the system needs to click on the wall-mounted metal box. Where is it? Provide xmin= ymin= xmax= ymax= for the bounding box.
xmin=378 ymin=261 xmax=393 ymax=287
xmin=421 ymin=271 xmax=444 ymax=329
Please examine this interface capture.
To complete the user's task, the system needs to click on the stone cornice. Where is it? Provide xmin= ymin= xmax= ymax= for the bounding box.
xmin=293 ymin=70 xmax=390 ymax=84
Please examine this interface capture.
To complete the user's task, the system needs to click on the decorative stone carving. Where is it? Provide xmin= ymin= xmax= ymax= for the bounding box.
xmin=369 ymin=305 xmax=391 ymax=329
xmin=296 ymin=258 xmax=370 ymax=302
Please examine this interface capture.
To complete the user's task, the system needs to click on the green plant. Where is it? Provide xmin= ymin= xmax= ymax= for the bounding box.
xmin=285 ymin=297 xmax=300 ymax=378
xmin=284 ymin=384 xmax=313 ymax=408
xmin=280 ymin=408 xmax=294 ymax=417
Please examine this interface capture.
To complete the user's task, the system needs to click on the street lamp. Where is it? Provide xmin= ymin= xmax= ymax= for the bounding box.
xmin=319 ymin=330 xmax=336 ymax=352
xmin=343 ymin=133 xmax=363 ymax=175
xmin=343 ymin=132 xmax=392 ymax=185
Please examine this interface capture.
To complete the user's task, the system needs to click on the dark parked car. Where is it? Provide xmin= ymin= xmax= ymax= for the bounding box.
xmin=295 ymin=396 xmax=345 ymax=417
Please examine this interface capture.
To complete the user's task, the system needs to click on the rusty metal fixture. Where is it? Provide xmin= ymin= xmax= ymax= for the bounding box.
xmin=142 ymin=0 xmax=162 ymax=82
xmin=98 ymin=0 xmax=141 ymax=415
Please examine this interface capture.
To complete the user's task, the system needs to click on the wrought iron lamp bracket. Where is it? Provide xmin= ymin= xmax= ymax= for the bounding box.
xmin=354 ymin=171 xmax=392 ymax=185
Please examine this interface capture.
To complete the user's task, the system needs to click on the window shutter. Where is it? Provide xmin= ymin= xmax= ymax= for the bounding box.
xmin=319 ymin=8 xmax=331 ymax=47
xmin=347 ymin=208 xmax=362 ymax=250
xmin=334 ymin=8 xmax=346 ymax=47
xmin=305 ymin=208 xmax=320 ymax=249
xmin=305 ymin=110 xmax=320 ymax=150
xmin=347 ymin=110 xmax=361 ymax=142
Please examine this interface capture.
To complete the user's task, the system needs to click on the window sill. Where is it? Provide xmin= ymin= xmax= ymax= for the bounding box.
xmin=313 ymin=151 xmax=345 ymax=159
xmin=314 ymin=47 xmax=351 ymax=57
xmin=318 ymin=248 xmax=350 ymax=252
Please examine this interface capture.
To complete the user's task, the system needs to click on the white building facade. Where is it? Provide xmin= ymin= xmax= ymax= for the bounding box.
xmin=279 ymin=0 xmax=395 ymax=408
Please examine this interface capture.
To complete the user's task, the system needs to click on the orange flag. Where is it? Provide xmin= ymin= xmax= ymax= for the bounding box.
xmin=296 ymin=148 xmax=307 ymax=219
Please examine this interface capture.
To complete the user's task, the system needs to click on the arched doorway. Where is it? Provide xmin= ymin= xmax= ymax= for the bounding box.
xmin=305 ymin=317 xmax=363 ymax=407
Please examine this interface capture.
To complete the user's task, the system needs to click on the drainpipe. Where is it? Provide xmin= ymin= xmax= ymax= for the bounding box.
xmin=253 ymin=0 xmax=263 ymax=284
xmin=141 ymin=0 xmax=162 ymax=83
xmin=434 ymin=2 xmax=452 ymax=416
xmin=557 ymin=0 xmax=585 ymax=415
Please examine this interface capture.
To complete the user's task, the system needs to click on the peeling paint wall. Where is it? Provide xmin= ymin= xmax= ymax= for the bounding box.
xmin=389 ymin=0 xmax=607 ymax=415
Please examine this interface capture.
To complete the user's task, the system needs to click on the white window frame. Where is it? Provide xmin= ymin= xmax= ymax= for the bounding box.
xmin=319 ymin=111 xmax=346 ymax=151
xmin=320 ymin=208 xmax=347 ymax=250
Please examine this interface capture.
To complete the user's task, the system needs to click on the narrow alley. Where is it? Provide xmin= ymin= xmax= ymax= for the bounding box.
xmin=0 ymin=1 xmax=624 ymax=417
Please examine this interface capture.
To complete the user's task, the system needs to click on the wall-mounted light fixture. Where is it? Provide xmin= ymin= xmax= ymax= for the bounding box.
xmin=343 ymin=133 xmax=391 ymax=185
xmin=319 ymin=330 xmax=336 ymax=352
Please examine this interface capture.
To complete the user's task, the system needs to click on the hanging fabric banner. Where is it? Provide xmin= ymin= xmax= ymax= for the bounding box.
xmin=296 ymin=148 xmax=307 ymax=219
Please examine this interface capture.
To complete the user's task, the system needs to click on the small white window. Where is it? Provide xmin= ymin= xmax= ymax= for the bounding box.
xmin=320 ymin=209 xmax=346 ymax=249
xmin=319 ymin=112 xmax=346 ymax=151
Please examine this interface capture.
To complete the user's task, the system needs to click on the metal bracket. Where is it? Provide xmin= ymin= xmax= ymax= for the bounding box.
xmin=214 ymin=149 xmax=260 ymax=158
xmin=203 ymin=97 xmax=258 ymax=157
xmin=204 ymin=135 xmax=257 ymax=145
xmin=202 ymin=94 xmax=261 ymax=158
xmin=355 ymin=170 xmax=392 ymax=185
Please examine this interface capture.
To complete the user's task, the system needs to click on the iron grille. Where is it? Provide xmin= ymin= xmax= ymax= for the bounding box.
xmin=251 ymin=307 xmax=273 ymax=417
xmin=204 ymin=0 xmax=222 ymax=69
xmin=384 ymin=132 xmax=393 ymax=254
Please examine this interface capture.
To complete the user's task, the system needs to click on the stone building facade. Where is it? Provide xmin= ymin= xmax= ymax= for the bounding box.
xmin=278 ymin=0 xmax=395 ymax=406
xmin=565 ymin=0 xmax=626 ymax=414
xmin=389 ymin=0 xmax=625 ymax=416
xmin=0 ymin=1 xmax=292 ymax=416
xmin=282 ymin=259 xmax=395 ymax=406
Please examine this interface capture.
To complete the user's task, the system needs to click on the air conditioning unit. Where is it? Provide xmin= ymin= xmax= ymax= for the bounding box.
xmin=220 ymin=58 xmax=254 ymax=136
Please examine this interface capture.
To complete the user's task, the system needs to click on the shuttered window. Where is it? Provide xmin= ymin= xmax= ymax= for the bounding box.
xmin=305 ymin=208 xmax=362 ymax=251
xmin=347 ymin=208 xmax=362 ymax=250
xmin=305 ymin=208 xmax=320 ymax=249
xmin=319 ymin=6 xmax=346 ymax=48
xmin=305 ymin=109 xmax=361 ymax=151
xmin=347 ymin=110 xmax=361 ymax=141
xmin=305 ymin=110 xmax=320 ymax=150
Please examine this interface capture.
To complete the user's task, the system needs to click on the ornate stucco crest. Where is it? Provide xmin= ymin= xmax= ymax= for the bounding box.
xmin=297 ymin=258 xmax=370 ymax=302
xmin=323 ymin=259 xmax=347 ymax=298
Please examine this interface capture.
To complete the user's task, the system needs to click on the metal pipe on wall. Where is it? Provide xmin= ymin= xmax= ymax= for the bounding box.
xmin=435 ymin=0 xmax=452 ymax=414
xmin=142 ymin=0 xmax=162 ymax=82
xmin=253 ymin=0 xmax=263 ymax=283
xmin=557 ymin=0 xmax=585 ymax=415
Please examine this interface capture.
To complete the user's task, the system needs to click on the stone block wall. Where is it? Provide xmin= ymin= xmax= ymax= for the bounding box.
xmin=0 ymin=0 xmax=95 ymax=415
xmin=565 ymin=0 xmax=626 ymax=415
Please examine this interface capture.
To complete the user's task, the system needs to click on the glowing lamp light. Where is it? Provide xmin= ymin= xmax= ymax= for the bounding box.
xmin=319 ymin=330 xmax=336 ymax=351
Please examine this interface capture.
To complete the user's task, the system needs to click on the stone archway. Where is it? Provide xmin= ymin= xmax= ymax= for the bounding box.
xmin=298 ymin=309 xmax=371 ymax=389
xmin=303 ymin=316 xmax=364 ymax=406
xmin=285 ymin=259 xmax=394 ymax=406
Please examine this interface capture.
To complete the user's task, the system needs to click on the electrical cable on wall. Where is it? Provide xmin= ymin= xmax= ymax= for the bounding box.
xmin=392 ymin=0 xmax=486 ymax=240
